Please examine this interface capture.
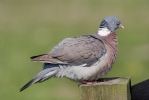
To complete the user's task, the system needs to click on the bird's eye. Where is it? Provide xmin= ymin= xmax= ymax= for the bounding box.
xmin=113 ymin=21 xmax=116 ymax=24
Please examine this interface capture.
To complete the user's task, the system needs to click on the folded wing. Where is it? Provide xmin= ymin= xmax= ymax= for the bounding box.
xmin=31 ymin=35 xmax=107 ymax=67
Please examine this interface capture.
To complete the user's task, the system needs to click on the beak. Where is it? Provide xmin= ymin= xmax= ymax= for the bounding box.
xmin=118 ymin=24 xmax=124 ymax=29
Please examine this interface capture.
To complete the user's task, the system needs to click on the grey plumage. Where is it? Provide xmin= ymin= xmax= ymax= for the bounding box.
xmin=99 ymin=16 xmax=122 ymax=31
xmin=20 ymin=16 xmax=124 ymax=92
xmin=20 ymin=64 xmax=59 ymax=91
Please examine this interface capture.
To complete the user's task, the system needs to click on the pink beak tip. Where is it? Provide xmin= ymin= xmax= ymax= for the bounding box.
xmin=119 ymin=24 xmax=124 ymax=29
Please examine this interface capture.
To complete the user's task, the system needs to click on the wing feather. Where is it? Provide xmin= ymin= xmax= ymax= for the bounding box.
xmin=31 ymin=35 xmax=106 ymax=66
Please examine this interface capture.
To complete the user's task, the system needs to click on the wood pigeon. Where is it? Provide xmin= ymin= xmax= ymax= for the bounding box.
xmin=20 ymin=16 xmax=124 ymax=92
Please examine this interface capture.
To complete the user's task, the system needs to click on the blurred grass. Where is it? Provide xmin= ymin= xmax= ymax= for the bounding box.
xmin=0 ymin=0 xmax=149 ymax=100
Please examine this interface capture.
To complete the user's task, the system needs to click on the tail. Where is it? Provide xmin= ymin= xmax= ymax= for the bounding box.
xmin=20 ymin=77 xmax=40 ymax=92
xmin=20 ymin=64 xmax=59 ymax=92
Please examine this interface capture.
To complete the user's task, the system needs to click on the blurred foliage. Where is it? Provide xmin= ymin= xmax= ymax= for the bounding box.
xmin=0 ymin=0 xmax=149 ymax=100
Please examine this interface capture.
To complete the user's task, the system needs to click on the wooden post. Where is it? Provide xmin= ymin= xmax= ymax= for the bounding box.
xmin=79 ymin=77 xmax=131 ymax=100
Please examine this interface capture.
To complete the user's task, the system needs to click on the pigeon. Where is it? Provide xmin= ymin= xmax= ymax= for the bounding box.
xmin=20 ymin=16 xmax=124 ymax=92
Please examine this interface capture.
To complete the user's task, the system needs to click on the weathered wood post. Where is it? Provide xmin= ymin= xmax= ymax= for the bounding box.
xmin=79 ymin=77 xmax=131 ymax=100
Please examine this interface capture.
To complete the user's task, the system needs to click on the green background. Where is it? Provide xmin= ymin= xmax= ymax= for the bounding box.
xmin=0 ymin=0 xmax=149 ymax=100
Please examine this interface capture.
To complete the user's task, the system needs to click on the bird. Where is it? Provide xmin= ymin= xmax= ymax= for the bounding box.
xmin=20 ymin=16 xmax=124 ymax=92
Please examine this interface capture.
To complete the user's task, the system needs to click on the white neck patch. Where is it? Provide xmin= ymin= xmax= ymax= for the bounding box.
xmin=97 ymin=28 xmax=111 ymax=36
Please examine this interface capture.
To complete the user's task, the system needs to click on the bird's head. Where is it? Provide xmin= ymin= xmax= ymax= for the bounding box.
xmin=99 ymin=16 xmax=124 ymax=32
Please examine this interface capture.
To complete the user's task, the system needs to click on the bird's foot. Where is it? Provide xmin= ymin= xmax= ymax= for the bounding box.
xmin=78 ymin=81 xmax=97 ymax=86
xmin=82 ymin=81 xmax=97 ymax=84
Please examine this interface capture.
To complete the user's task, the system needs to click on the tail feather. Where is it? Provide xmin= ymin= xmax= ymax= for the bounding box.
xmin=20 ymin=77 xmax=40 ymax=92
xmin=20 ymin=65 xmax=59 ymax=92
